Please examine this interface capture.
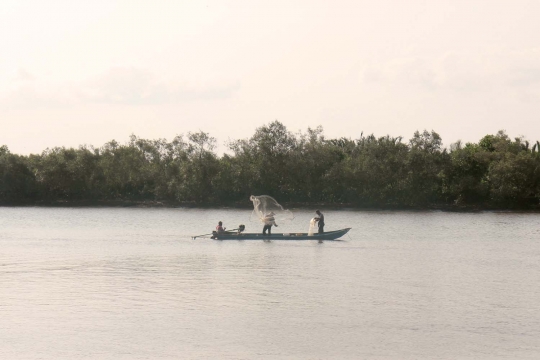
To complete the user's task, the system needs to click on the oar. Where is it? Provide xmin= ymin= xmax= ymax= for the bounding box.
xmin=192 ymin=228 xmax=240 ymax=240
xmin=192 ymin=232 xmax=213 ymax=240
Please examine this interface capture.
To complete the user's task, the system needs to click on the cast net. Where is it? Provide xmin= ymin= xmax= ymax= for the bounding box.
xmin=308 ymin=218 xmax=317 ymax=236
xmin=250 ymin=195 xmax=294 ymax=224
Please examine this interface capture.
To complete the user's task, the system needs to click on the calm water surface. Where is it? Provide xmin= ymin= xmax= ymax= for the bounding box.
xmin=1 ymin=208 xmax=539 ymax=359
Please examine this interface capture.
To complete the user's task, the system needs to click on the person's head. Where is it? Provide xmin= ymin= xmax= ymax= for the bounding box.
xmin=315 ymin=210 xmax=321 ymax=215
xmin=218 ymin=221 xmax=222 ymax=225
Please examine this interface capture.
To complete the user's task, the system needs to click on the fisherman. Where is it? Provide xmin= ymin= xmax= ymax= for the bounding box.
xmin=262 ymin=212 xmax=278 ymax=235
xmin=216 ymin=221 xmax=226 ymax=233
xmin=314 ymin=210 xmax=325 ymax=233
xmin=211 ymin=221 xmax=226 ymax=239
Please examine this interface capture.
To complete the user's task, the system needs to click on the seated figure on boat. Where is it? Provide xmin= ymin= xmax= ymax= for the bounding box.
xmin=211 ymin=221 xmax=226 ymax=239
xmin=216 ymin=221 xmax=226 ymax=233
xmin=263 ymin=212 xmax=278 ymax=235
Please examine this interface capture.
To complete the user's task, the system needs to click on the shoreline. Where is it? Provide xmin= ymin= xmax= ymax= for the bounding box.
xmin=1 ymin=199 xmax=539 ymax=212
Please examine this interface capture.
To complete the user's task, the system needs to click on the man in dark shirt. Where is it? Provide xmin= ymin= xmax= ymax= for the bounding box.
xmin=314 ymin=210 xmax=325 ymax=233
xmin=263 ymin=212 xmax=278 ymax=235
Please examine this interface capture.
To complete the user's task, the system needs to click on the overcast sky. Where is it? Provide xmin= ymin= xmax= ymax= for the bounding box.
xmin=1 ymin=0 xmax=539 ymax=154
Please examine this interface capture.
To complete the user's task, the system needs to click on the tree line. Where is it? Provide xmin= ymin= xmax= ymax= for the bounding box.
xmin=1 ymin=121 xmax=540 ymax=209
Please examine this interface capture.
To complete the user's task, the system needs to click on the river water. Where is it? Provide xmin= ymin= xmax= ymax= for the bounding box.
xmin=1 ymin=207 xmax=539 ymax=359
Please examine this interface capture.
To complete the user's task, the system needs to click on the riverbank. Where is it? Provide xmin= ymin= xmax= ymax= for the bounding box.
xmin=1 ymin=199 xmax=538 ymax=212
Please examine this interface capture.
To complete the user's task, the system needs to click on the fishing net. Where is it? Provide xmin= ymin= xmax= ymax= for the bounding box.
xmin=250 ymin=195 xmax=294 ymax=224
xmin=308 ymin=218 xmax=317 ymax=236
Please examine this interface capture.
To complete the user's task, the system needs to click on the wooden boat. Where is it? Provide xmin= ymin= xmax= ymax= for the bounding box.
xmin=211 ymin=228 xmax=351 ymax=241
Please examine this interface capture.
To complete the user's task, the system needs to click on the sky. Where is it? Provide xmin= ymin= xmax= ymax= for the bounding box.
xmin=1 ymin=0 xmax=539 ymax=154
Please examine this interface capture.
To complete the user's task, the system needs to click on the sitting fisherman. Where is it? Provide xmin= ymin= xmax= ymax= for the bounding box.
xmin=262 ymin=212 xmax=278 ymax=235
xmin=216 ymin=221 xmax=226 ymax=233
xmin=314 ymin=210 xmax=325 ymax=233
xmin=211 ymin=221 xmax=226 ymax=239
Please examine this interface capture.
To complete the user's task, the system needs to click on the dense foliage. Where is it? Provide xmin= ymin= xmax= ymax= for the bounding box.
xmin=2 ymin=122 xmax=540 ymax=209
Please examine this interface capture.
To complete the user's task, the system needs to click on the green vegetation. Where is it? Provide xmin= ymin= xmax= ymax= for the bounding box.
xmin=1 ymin=122 xmax=540 ymax=209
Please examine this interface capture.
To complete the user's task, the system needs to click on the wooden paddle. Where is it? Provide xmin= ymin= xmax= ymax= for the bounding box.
xmin=192 ymin=228 xmax=239 ymax=239
xmin=192 ymin=232 xmax=213 ymax=240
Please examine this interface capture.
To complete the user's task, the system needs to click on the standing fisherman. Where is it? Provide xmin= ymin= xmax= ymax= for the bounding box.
xmin=314 ymin=210 xmax=325 ymax=233
xmin=262 ymin=212 xmax=278 ymax=235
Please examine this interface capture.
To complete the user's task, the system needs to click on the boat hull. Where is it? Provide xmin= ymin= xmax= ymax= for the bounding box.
xmin=212 ymin=228 xmax=351 ymax=240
